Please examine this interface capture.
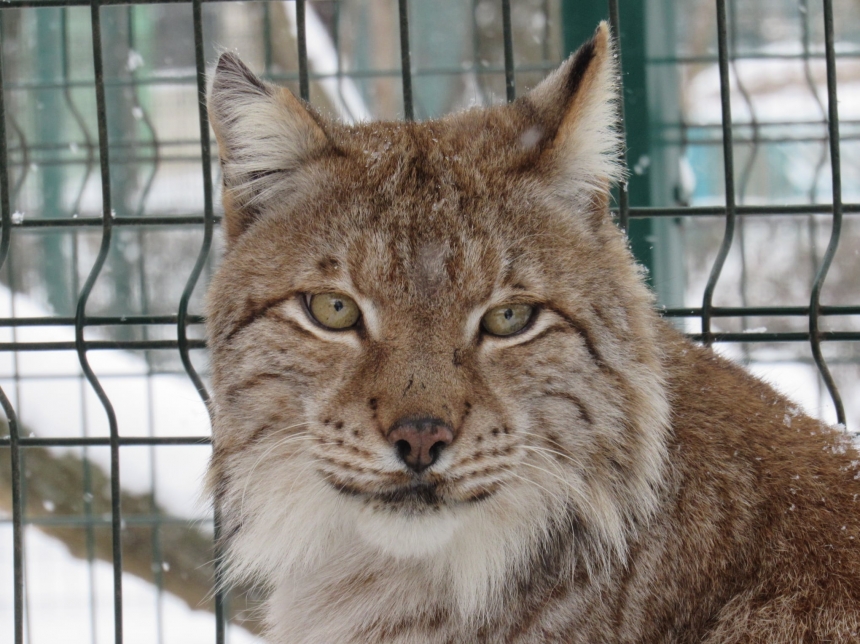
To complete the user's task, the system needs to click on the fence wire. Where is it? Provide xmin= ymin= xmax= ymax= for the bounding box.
xmin=1 ymin=1 xmax=858 ymax=643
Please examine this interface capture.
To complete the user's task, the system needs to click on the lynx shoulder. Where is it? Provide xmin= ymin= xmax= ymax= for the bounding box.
xmin=205 ymin=23 xmax=860 ymax=643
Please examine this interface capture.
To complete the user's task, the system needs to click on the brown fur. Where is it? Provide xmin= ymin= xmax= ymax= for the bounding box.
xmin=205 ymin=24 xmax=860 ymax=643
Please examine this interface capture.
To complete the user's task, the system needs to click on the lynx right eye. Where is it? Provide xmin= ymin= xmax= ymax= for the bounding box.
xmin=306 ymin=293 xmax=360 ymax=330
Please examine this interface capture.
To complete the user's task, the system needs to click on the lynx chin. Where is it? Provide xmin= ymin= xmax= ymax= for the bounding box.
xmin=205 ymin=23 xmax=860 ymax=644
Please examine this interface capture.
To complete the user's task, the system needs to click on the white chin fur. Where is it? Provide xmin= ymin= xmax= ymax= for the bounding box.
xmin=355 ymin=504 xmax=462 ymax=559
xmin=229 ymin=468 xmax=566 ymax=628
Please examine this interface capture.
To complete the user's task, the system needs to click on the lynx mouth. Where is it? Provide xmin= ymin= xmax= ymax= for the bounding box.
xmin=330 ymin=480 xmax=443 ymax=507
xmin=329 ymin=479 xmax=495 ymax=509
xmin=373 ymin=483 xmax=444 ymax=507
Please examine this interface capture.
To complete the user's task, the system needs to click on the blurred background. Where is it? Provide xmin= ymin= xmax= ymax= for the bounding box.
xmin=0 ymin=0 xmax=858 ymax=642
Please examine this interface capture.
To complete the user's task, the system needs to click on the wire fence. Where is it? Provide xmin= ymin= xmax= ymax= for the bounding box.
xmin=0 ymin=0 xmax=858 ymax=642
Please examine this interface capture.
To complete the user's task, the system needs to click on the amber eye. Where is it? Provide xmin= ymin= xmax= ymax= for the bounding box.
xmin=306 ymin=293 xmax=361 ymax=330
xmin=481 ymin=304 xmax=534 ymax=337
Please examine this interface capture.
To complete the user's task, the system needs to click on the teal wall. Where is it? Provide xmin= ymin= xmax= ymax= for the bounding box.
xmin=562 ymin=0 xmax=685 ymax=309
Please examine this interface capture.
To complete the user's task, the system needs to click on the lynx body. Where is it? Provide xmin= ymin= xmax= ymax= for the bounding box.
xmin=206 ymin=24 xmax=860 ymax=643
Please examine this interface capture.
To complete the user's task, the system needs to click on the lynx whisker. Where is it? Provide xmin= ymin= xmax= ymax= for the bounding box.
xmin=283 ymin=455 xmax=329 ymax=505
xmin=506 ymin=469 xmax=570 ymax=509
xmin=518 ymin=459 xmax=601 ymax=519
xmin=520 ymin=444 xmax=586 ymax=470
xmin=516 ymin=429 xmax=569 ymax=448
xmin=453 ymin=468 xmax=515 ymax=495
xmin=524 ymin=450 xmax=603 ymax=514
xmin=238 ymin=427 xmax=314 ymax=514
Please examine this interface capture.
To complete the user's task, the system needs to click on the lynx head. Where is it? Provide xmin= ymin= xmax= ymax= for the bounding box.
xmin=206 ymin=23 xmax=669 ymax=616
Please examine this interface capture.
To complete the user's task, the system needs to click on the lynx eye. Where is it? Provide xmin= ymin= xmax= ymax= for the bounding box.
xmin=306 ymin=293 xmax=361 ymax=330
xmin=481 ymin=304 xmax=534 ymax=337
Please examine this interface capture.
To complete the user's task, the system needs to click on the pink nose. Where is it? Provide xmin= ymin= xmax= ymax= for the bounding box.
xmin=386 ymin=417 xmax=454 ymax=473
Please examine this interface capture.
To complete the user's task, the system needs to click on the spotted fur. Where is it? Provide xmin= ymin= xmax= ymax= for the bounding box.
xmin=205 ymin=23 xmax=860 ymax=643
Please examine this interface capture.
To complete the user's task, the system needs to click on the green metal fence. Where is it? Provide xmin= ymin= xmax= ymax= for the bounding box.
xmin=1 ymin=0 xmax=858 ymax=642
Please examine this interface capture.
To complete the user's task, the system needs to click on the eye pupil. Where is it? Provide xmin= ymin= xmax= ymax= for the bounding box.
xmin=307 ymin=293 xmax=360 ymax=330
xmin=504 ymin=308 xmax=513 ymax=320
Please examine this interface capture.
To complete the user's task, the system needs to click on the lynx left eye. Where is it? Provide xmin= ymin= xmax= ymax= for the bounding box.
xmin=481 ymin=304 xmax=534 ymax=337
xmin=306 ymin=293 xmax=360 ymax=330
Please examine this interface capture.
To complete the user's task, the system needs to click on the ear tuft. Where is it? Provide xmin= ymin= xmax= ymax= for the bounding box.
xmin=208 ymin=52 xmax=329 ymax=242
xmin=522 ymin=22 xmax=626 ymax=207
xmin=213 ymin=52 xmax=272 ymax=99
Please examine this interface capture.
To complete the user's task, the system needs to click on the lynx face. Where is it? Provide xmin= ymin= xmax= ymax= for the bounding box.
xmin=206 ymin=24 xmax=668 ymax=614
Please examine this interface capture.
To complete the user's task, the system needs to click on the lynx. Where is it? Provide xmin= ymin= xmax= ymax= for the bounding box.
xmin=205 ymin=23 xmax=860 ymax=643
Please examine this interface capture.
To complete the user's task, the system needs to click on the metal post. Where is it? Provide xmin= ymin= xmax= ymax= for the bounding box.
xmin=398 ymin=0 xmax=413 ymax=120
xmin=82 ymin=1 xmax=124 ymax=640
xmin=809 ymin=0 xmax=845 ymax=425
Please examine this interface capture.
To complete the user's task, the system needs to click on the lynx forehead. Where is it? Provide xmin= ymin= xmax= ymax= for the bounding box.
xmin=412 ymin=240 xmax=449 ymax=298
xmin=205 ymin=21 xmax=860 ymax=644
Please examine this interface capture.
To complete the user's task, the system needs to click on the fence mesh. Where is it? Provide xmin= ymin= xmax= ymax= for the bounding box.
xmin=1 ymin=0 xmax=858 ymax=642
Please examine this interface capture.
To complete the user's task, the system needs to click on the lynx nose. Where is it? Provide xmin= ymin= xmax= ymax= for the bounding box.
xmin=386 ymin=416 xmax=454 ymax=473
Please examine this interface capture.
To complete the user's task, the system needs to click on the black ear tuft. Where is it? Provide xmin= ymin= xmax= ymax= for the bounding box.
xmin=561 ymin=34 xmax=597 ymax=101
xmin=213 ymin=52 xmax=271 ymax=98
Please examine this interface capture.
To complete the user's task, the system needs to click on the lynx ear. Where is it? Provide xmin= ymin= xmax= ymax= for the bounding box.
xmin=521 ymin=22 xmax=624 ymax=206
xmin=208 ymin=53 xmax=329 ymax=242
